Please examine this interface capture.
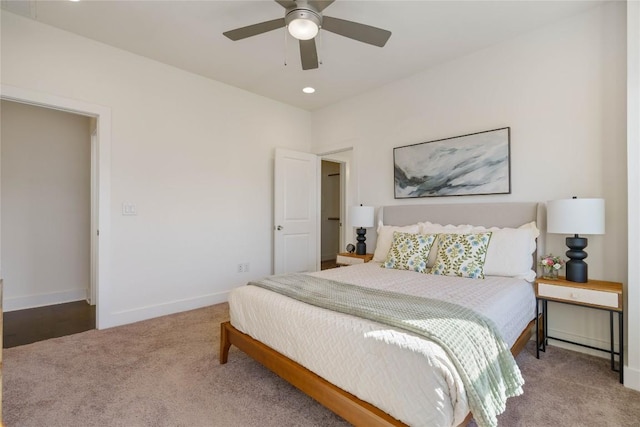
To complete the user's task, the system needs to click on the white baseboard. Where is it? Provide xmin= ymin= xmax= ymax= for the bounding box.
xmin=101 ymin=289 xmax=231 ymax=329
xmin=624 ymin=365 xmax=640 ymax=391
xmin=4 ymin=288 xmax=87 ymax=312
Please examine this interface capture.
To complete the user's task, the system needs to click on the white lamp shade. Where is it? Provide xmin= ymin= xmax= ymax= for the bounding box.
xmin=547 ymin=198 xmax=605 ymax=235
xmin=351 ymin=206 xmax=374 ymax=228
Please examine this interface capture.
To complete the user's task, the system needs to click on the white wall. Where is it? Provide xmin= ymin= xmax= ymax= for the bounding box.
xmin=1 ymin=101 xmax=91 ymax=310
xmin=311 ymin=1 xmax=630 ymax=375
xmin=0 ymin=11 xmax=312 ymax=327
xmin=626 ymin=0 xmax=640 ymax=391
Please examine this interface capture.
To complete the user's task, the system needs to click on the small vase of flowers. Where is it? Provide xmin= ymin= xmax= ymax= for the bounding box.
xmin=539 ymin=254 xmax=564 ymax=280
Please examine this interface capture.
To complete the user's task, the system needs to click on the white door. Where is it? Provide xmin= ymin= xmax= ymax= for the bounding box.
xmin=274 ymin=148 xmax=318 ymax=274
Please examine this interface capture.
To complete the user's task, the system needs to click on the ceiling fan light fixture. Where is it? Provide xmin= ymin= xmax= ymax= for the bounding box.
xmin=286 ymin=9 xmax=321 ymax=40
xmin=288 ymin=19 xmax=318 ymax=40
xmin=224 ymin=1 xmax=392 ymax=71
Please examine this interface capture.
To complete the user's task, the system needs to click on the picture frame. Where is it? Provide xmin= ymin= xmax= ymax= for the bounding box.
xmin=393 ymin=127 xmax=511 ymax=199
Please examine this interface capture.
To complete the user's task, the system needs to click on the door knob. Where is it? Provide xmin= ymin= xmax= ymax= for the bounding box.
xmin=276 ymin=225 xmax=283 ymax=231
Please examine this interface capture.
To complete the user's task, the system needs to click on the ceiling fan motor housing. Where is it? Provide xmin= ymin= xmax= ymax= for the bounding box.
xmin=285 ymin=8 xmax=322 ymax=25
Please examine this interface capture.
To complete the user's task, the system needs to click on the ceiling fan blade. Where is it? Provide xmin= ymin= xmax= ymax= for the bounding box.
xmin=308 ymin=0 xmax=335 ymax=12
xmin=275 ymin=1 xmax=297 ymax=9
xmin=223 ymin=18 xmax=285 ymax=41
xmin=299 ymin=39 xmax=319 ymax=70
xmin=322 ymin=16 xmax=391 ymax=47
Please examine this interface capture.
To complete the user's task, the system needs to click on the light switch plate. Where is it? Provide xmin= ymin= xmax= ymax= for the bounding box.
xmin=122 ymin=203 xmax=137 ymax=215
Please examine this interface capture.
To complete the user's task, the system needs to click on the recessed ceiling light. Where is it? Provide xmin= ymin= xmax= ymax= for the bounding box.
xmin=302 ymin=87 xmax=315 ymax=94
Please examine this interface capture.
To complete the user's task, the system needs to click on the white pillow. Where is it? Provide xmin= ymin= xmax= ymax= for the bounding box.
xmin=418 ymin=222 xmax=474 ymax=267
xmin=419 ymin=221 xmax=474 ymax=234
xmin=372 ymin=221 xmax=420 ymax=262
xmin=470 ymin=221 xmax=539 ymax=281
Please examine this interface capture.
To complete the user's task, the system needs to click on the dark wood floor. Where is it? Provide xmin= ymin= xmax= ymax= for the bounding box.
xmin=3 ymin=300 xmax=95 ymax=348
xmin=321 ymin=259 xmax=338 ymax=270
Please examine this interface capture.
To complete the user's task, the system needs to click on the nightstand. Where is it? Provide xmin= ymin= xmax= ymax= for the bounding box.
xmin=535 ymin=276 xmax=623 ymax=383
xmin=335 ymin=252 xmax=373 ymax=266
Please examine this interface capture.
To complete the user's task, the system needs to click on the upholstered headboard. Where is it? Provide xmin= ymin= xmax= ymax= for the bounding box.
xmin=378 ymin=202 xmax=545 ymax=270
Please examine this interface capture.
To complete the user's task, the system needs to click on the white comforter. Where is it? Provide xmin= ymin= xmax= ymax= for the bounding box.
xmin=229 ymin=262 xmax=536 ymax=427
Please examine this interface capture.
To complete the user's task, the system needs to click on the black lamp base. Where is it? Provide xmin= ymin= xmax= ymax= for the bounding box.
xmin=565 ymin=235 xmax=588 ymax=283
xmin=356 ymin=227 xmax=367 ymax=255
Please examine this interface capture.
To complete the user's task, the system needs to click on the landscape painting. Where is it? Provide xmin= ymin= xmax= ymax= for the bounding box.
xmin=394 ymin=127 xmax=511 ymax=198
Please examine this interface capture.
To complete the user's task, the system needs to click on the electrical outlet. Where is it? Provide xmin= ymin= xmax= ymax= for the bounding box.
xmin=243 ymin=262 xmax=250 ymax=273
xmin=237 ymin=263 xmax=250 ymax=273
xmin=237 ymin=263 xmax=244 ymax=273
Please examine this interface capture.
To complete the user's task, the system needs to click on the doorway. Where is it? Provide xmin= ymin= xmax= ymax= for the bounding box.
xmin=321 ymin=160 xmax=342 ymax=270
xmin=1 ymin=100 xmax=95 ymax=345
xmin=272 ymin=147 xmax=352 ymax=274
xmin=319 ymin=147 xmax=353 ymax=271
xmin=0 ymin=84 xmax=111 ymax=329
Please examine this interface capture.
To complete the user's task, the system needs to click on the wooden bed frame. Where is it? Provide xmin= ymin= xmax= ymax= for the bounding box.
xmin=220 ymin=202 xmax=544 ymax=426
xmin=220 ymin=318 xmax=534 ymax=427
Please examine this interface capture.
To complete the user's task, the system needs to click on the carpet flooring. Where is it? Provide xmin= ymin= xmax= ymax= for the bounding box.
xmin=3 ymin=303 xmax=640 ymax=426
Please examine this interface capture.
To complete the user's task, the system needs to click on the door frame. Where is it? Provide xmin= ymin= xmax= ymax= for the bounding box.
xmin=1 ymin=84 xmax=111 ymax=329
xmin=89 ymin=129 xmax=98 ymax=305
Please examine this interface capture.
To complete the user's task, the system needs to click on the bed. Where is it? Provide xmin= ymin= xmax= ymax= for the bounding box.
xmin=220 ymin=202 xmax=544 ymax=427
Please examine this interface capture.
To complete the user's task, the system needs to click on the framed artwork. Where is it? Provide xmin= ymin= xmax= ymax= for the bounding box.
xmin=393 ymin=127 xmax=511 ymax=199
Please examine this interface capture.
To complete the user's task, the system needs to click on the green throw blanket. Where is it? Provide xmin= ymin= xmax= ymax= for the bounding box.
xmin=249 ymin=273 xmax=524 ymax=427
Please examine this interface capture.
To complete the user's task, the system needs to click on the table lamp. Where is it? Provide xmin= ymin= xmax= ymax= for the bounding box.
xmin=546 ymin=197 xmax=605 ymax=283
xmin=351 ymin=205 xmax=374 ymax=255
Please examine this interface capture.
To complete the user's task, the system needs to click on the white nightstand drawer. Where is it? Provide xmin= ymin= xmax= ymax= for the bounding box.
xmin=336 ymin=255 xmax=364 ymax=265
xmin=537 ymin=282 xmax=618 ymax=308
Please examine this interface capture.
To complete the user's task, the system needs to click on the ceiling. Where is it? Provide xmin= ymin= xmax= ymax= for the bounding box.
xmin=1 ymin=0 xmax=605 ymax=111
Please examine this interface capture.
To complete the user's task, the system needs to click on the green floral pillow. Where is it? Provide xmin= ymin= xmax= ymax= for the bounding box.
xmin=382 ymin=232 xmax=436 ymax=273
xmin=430 ymin=232 xmax=493 ymax=279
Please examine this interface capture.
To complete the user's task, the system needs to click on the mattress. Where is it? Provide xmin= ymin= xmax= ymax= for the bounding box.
xmin=229 ymin=262 xmax=536 ymax=427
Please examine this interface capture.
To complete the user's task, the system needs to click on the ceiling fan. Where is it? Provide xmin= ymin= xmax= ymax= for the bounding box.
xmin=223 ymin=0 xmax=392 ymax=70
